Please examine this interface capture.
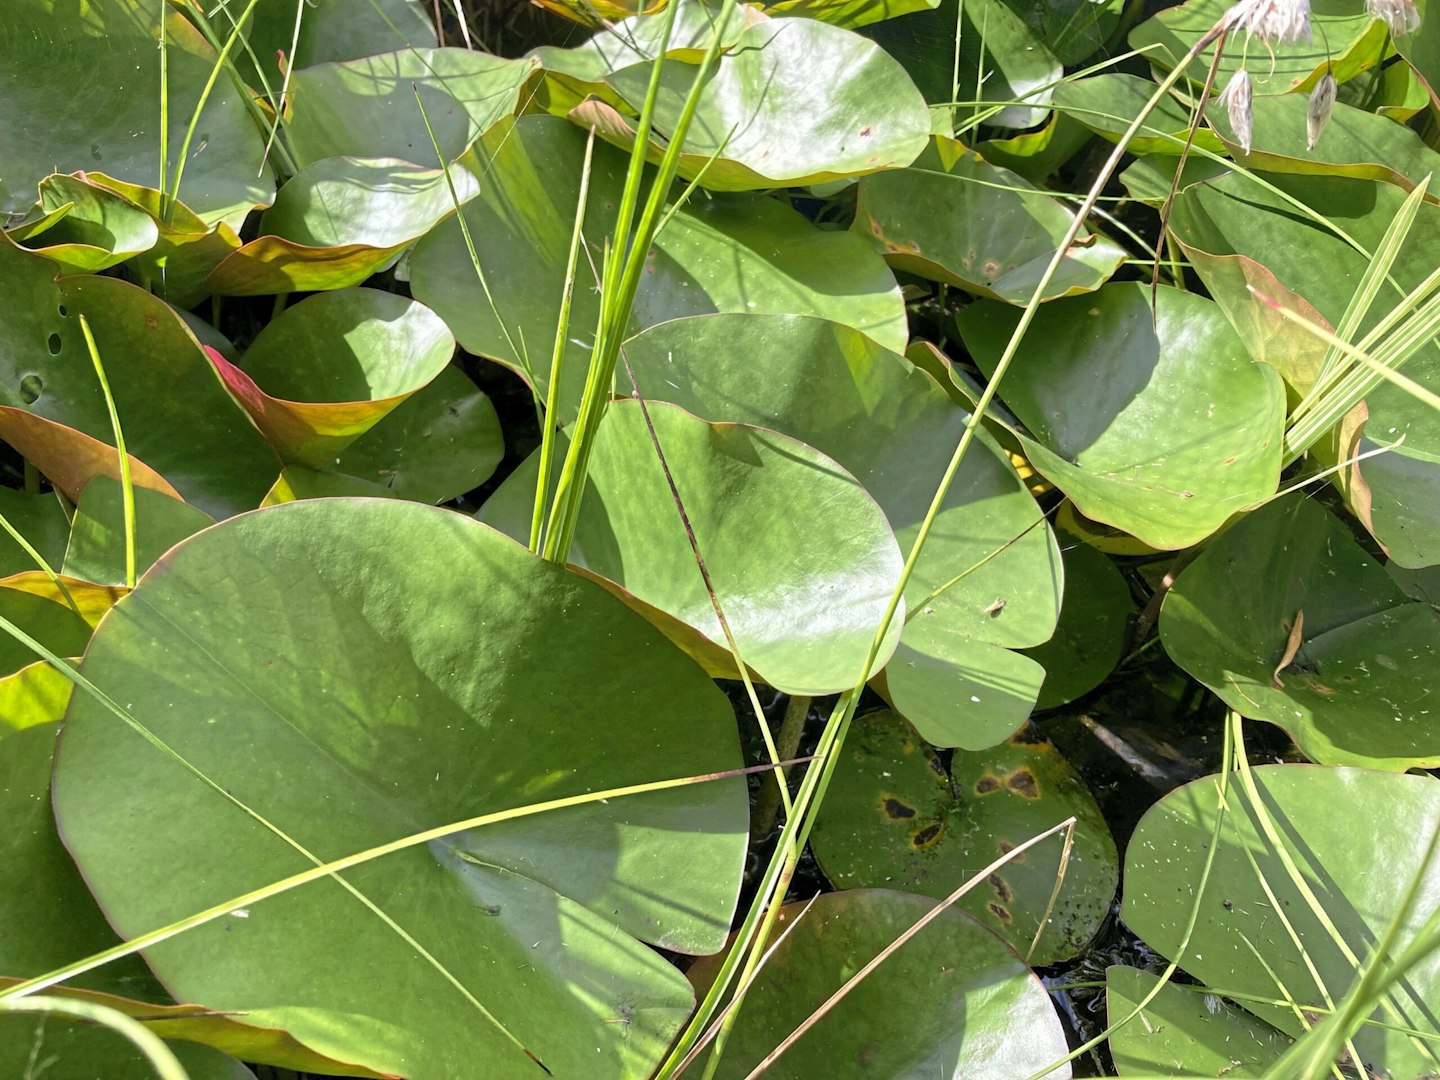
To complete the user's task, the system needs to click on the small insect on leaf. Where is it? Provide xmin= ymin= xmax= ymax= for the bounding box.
xmin=984 ymin=598 xmax=1007 ymax=617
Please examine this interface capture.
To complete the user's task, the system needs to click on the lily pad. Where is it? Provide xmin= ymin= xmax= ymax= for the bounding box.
xmin=810 ymin=710 xmax=1117 ymax=964
xmin=284 ymin=49 xmax=539 ymax=168
xmin=1106 ymin=966 xmax=1290 ymax=1078
xmin=1172 ymin=171 xmax=1440 ymax=566
xmin=0 ymin=488 xmax=69 ymax=578
xmin=52 ymin=498 xmax=749 ymax=1078
xmin=1023 ymin=533 xmax=1133 ymax=710
xmin=0 ymin=0 xmax=273 ymax=227
xmin=0 ymin=661 xmax=73 ymax=736
xmin=863 ymin=0 xmax=1063 ymax=129
xmin=1206 ymin=94 xmax=1440 ymax=191
xmin=1130 ymin=0 xmax=1389 ymax=97
xmin=1054 ymin=73 xmax=1225 ymax=155
xmin=482 ymin=399 xmax=904 ymax=694
xmin=1161 ymin=494 xmax=1440 ymax=770
xmin=206 ymin=158 xmax=481 ymax=296
xmin=227 ymin=0 xmax=436 ymax=94
xmin=0 ymin=1016 xmax=256 ymax=1080
xmin=409 ymin=115 xmax=907 ymax=421
xmin=621 ymin=313 xmax=1060 ymax=745
xmin=854 ymin=136 xmax=1128 ymax=303
xmin=13 ymin=173 xmax=159 ymax=274
xmin=1123 ymin=763 xmax=1440 ymax=1078
xmin=329 ymin=365 xmax=504 ymax=504
xmin=62 ymin=477 xmax=213 ymax=587
xmin=600 ymin=15 xmax=931 ymax=189
xmin=0 ymin=722 xmax=387 ymax=1075
xmin=686 ymin=889 xmax=1073 ymax=1078
xmin=958 ymin=283 xmax=1286 ymax=549
xmin=765 ymin=0 xmax=939 ymax=30
xmin=208 ymin=289 xmax=454 ymax=468
xmin=0 ymin=586 xmax=91 ymax=680
xmin=0 ymin=235 xmax=279 ymax=516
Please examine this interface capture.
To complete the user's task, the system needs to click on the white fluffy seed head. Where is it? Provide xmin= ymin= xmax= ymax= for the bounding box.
xmin=1367 ymin=0 xmax=1421 ymax=35
xmin=1307 ymin=71 xmax=1337 ymax=150
xmin=1220 ymin=68 xmax=1255 ymax=155
xmin=1228 ymin=0 xmax=1312 ymax=44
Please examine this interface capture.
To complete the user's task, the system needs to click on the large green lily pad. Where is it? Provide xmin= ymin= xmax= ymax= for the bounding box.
xmin=1054 ymin=73 xmax=1225 ymax=156
xmin=959 ymin=283 xmax=1286 ymax=549
xmin=284 ymin=49 xmax=539 ymax=168
xmin=854 ymin=137 xmax=1128 ymax=303
xmin=482 ymin=400 xmax=904 ymax=694
xmin=1123 ymin=763 xmax=1440 ymax=1078
xmin=1161 ymin=495 xmax=1440 ymax=770
xmin=0 ymin=488 xmax=68 ymax=579
xmin=329 ymin=366 xmax=504 ymax=504
xmin=600 ymin=15 xmax=931 ymax=189
xmin=621 ymin=313 xmax=1060 ymax=745
xmin=62 ymin=477 xmax=213 ymax=587
xmin=209 ymin=289 xmax=454 ymax=467
xmin=687 ymin=889 xmax=1073 ymax=1078
xmin=0 ymin=235 xmax=279 ymax=516
xmin=0 ymin=0 xmax=273 ymax=227
xmin=1171 ymin=171 xmax=1440 ymax=567
xmin=1023 ymin=532 xmax=1133 ymax=710
xmin=206 ymin=158 xmax=481 ymax=295
xmin=863 ymin=0 xmax=1063 ymax=129
xmin=227 ymin=0 xmax=435 ymax=94
xmin=0 ymin=723 xmax=380 ymax=1074
xmin=409 ymin=115 xmax=907 ymax=422
xmin=13 ymin=173 xmax=159 ymax=275
xmin=1130 ymin=0 xmax=1389 ymax=96
xmin=1106 ymin=966 xmax=1290 ymax=1077
xmin=810 ymin=710 xmax=1116 ymax=964
xmin=52 ymin=498 xmax=749 ymax=1078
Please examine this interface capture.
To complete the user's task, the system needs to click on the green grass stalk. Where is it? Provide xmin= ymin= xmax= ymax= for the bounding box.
xmin=77 ymin=315 xmax=136 ymax=590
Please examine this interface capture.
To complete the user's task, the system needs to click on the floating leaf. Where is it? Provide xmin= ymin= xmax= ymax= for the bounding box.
xmin=0 ymin=0 xmax=273 ymax=227
xmin=686 ymin=890 xmax=1073 ymax=1078
xmin=765 ymin=0 xmax=939 ymax=30
xmin=1054 ymin=73 xmax=1225 ymax=155
xmin=0 ymin=1015 xmax=256 ymax=1080
xmin=53 ymin=499 xmax=749 ymax=1077
xmin=1161 ymin=495 xmax=1440 ymax=770
xmin=854 ymin=137 xmax=1128 ymax=302
xmin=863 ymin=0 xmax=1062 ymax=129
xmin=1206 ymin=94 xmax=1440 ymax=189
xmin=0 ymin=587 xmax=90 ymax=681
xmin=410 ymin=115 xmax=906 ymax=421
xmin=1023 ymin=533 xmax=1133 ymax=709
xmin=810 ymin=710 xmax=1116 ymax=963
xmin=206 ymin=158 xmax=481 ymax=296
xmin=958 ymin=283 xmax=1286 ymax=549
xmin=599 ymin=15 xmax=931 ymax=189
xmin=0 ymin=723 xmax=385 ymax=1075
xmin=0 ymin=235 xmax=279 ymax=515
xmin=482 ymin=400 xmax=904 ymax=694
xmin=0 ymin=661 xmax=73 ymax=736
xmin=207 ymin=289 xmax=454 ymax=468
xmin=1130 ymin=0 xmax=1388 ymax=97
xmin=228 ymin=0 xmax=436 ymax=93
xmin=12 ymin=173 xmax=159 ymax=274
xmin=1172 ymin=171 xmax=1440 ymax=566
xmin=622 ymin=313 xmax=1060 ymax=745
xmin=329 ymin=366 xmax=504 ymax=504
xmin=62 ymin=477 xmax=213 ymax=587
xmin=1106 ymin=966 xmax=1290 ymax=1077
xmin=1123 ymin=763 xmax=1440 ymax=1078
xmin=0 ymin=488 xmax=69 ymax=579
xmin=285 ymin=49 xmax=539 ymax=168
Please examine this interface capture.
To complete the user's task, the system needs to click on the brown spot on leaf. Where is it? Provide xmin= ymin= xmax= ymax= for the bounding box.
xmin=1008 ymin=723 xmax=1048 ymax=747
xmin=882 ymin=797 xmax=917 ymax=820
xmin=1006 ymin=768 xmax=1040 ymax=799
xmin=911 ymin=822 xmax=943 ymax=848
xmin=988 ymin=873 xmax=1013 ymax=903
xmin=975 ymin=775 xmax=1001 ymax=795
xmin=988 ymin=902 xmax=1012 ymax=922
xmin=997 ymin=839 xmax=1025 ymax=863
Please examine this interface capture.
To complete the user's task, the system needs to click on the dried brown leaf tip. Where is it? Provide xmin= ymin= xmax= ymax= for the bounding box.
xmin=1307 ymin=71 xmax=1336 ymax=150
xmin=1368 ymin=0 xmax=1421 ymax=35
xmin=1220 ymin=68 xmax=1254 ymax=155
